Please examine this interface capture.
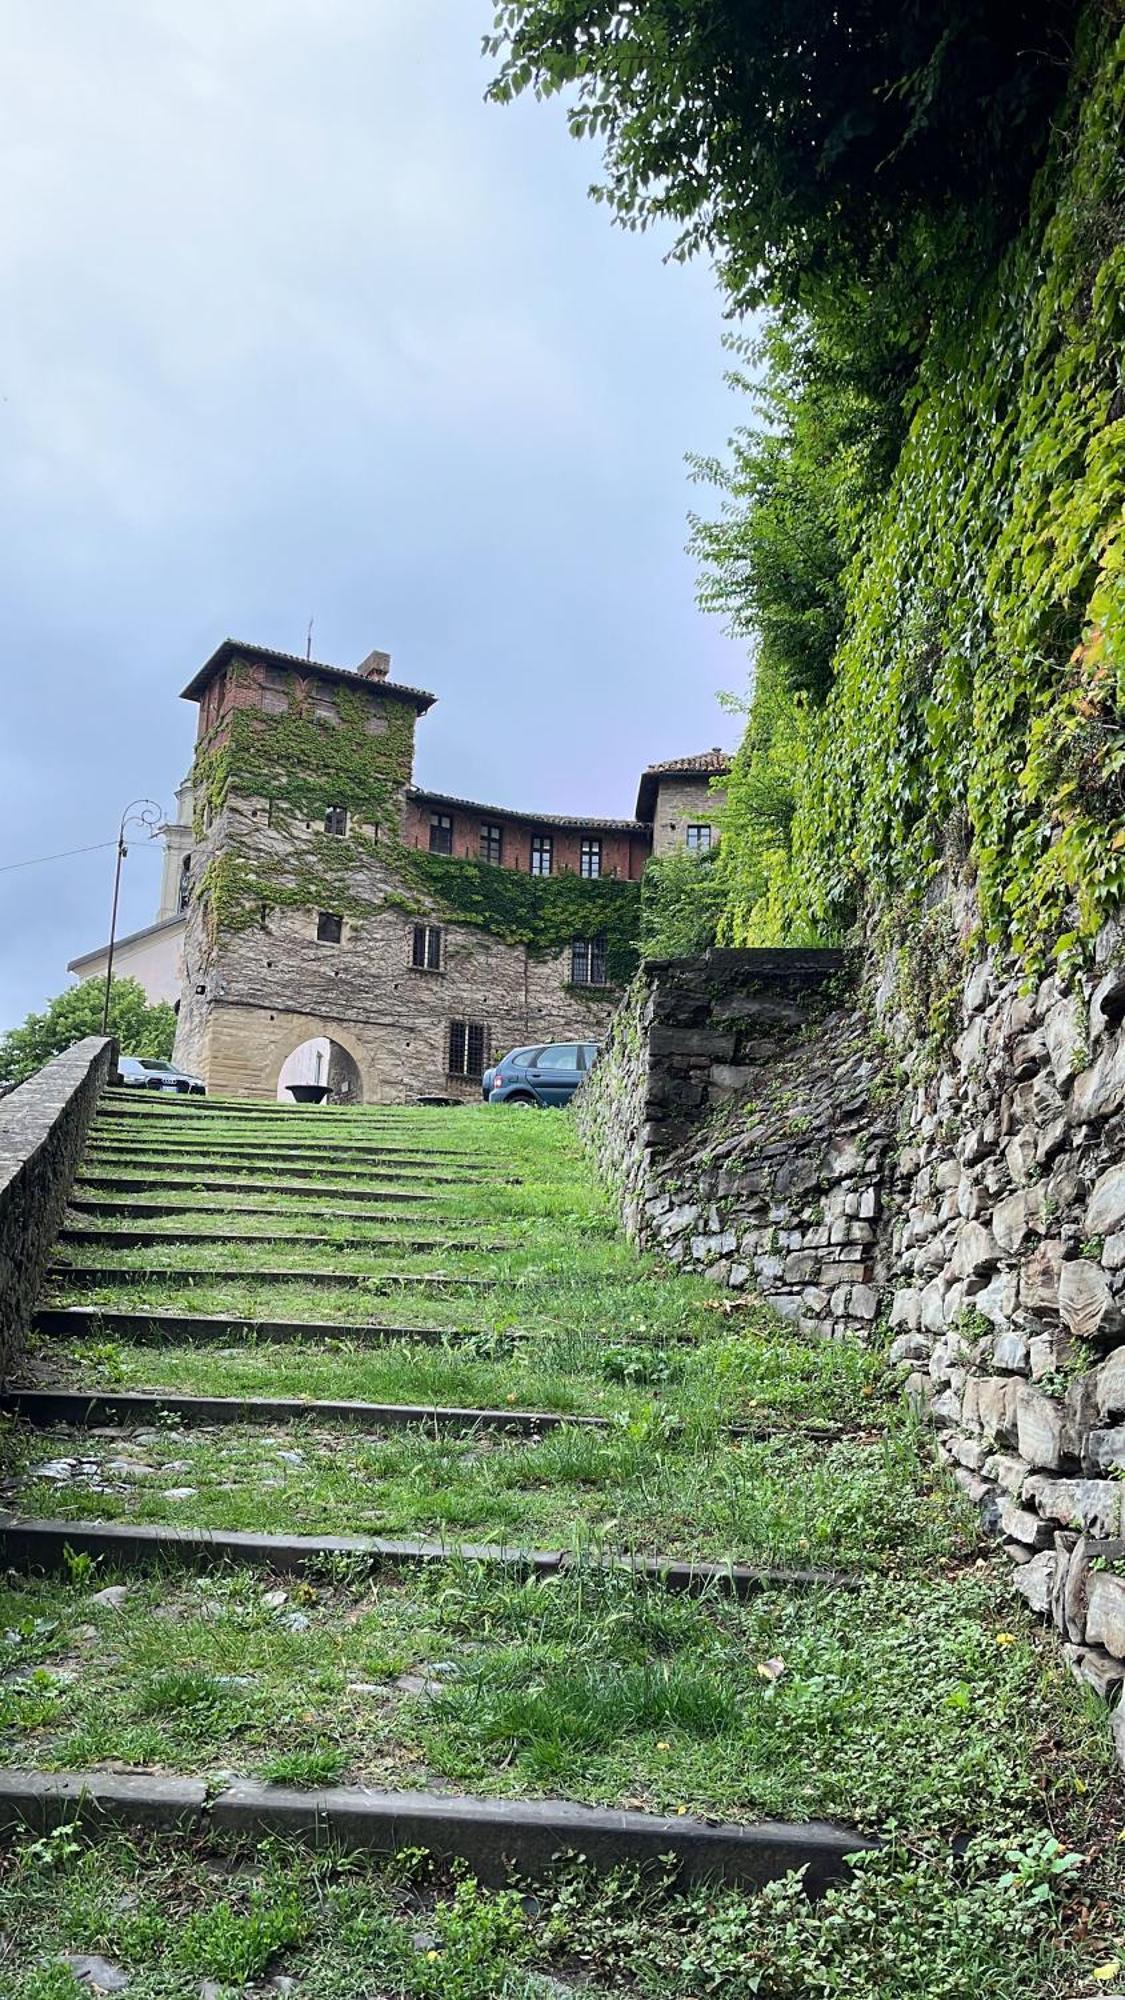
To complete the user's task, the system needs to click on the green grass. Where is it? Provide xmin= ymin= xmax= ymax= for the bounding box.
xmin=1 ymin=1821 xmax=1112 ymax=2000
xmin=4 ymin=1408 xmax=963 ymax=1568
xmin=4 ymin=1096 xmax=1123 ymax=1997
xmin=0 ymin=1562 xmax=1114 ymax=1839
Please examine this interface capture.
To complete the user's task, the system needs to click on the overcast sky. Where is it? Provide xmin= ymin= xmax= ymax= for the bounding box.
xmin=0 ymin=0 xmax=750 ymax=1032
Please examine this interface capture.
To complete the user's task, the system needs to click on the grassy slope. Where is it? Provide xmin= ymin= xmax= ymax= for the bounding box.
xmin=1 ymin=1097 xmax=1122 ymax=1998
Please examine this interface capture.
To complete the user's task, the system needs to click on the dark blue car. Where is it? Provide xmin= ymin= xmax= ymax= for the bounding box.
xmin=484 ymin=1041 xmax=600 ymax=1107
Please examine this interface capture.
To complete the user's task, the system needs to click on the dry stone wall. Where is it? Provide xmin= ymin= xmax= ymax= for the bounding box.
xmin=886 ymin=921 xmax=1125 ymax=1721
xmin=575 ymin=950 xmax=897 ymax=1341
xmin=0 ymin=1036 xmax=114 ymax=1383
xmin=577 ymin=936 xmax=1125 ymax=1759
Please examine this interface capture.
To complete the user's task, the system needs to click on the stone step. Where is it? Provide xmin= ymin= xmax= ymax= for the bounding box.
xmin=33 ymin=1305 xmax=499 ymax=1345
xmin=83 ymin=1153 xmax=501 ymax=1183
xmin=0 ymin=1766 xmax=870 ymax=1890
xmin=88 ymin=1135 xmax=469 ymax=1160
xmin=74 ymin=1173 xmax=441 ymax=1200
xmin=0 ymin=1513 xmax=854 ymax=1600
xmin=67 ymin=1195 xmax=463 ymax=1222
xmin=46 ymin=1264 xmax=492 ymax=1290
xmin=0 ymin=1386 xmax=606 ymax=1435
xmin=57 ymin=1227 xmax=497 ymax=1254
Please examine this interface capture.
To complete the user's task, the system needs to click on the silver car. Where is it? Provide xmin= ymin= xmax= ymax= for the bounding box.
xmin=116 ymin=1055 xmax=206 ymax=1095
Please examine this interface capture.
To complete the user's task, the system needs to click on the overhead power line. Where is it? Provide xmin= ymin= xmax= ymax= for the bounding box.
xmin=0 ymin=837 xmax=162 ymax=877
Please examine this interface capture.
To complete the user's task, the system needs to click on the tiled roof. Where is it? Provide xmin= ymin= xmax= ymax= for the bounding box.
xmin=642 ymin=747 xmax=731 ymax=778
xmin=180 ymin=639 xmax=437 ymax=712
xmin=635 ymin=747 xmax=731 ymax=821
xmin=409 ymin=787 xmax=647 ymax=834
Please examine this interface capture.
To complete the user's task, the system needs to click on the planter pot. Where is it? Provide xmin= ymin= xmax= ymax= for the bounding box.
xmin=288 ymin=1084 xmax=330 ymax=1105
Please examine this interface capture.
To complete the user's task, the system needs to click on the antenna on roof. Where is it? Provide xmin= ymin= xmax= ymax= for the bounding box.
xmin=305 ymin=618 xmax=314 ymax=661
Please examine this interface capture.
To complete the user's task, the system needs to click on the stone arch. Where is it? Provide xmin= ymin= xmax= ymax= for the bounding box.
xmin=274 ymin=1020 xmax=373 ymax=1105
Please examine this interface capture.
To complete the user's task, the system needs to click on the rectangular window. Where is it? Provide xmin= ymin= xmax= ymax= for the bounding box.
xmin=313 ymin=699 xmax=339 ymax=726
xmin=324 ymin=804 xmax=348 ymax=837
xmin=580 ymin=837 xmax=602 ymax=879
xmin=411 ymin=923 xmax=442 ymax=971
xmin=571 ymin=936 xmax=608 ymax=987
xmin=448 ymin=1019 xmax=488 ymax=1078
xmin=316 ymin=911 xmax=343 ymax=944
xmin=685 ymin=823 xmax=713 ymax=851
xmin=429 ymin=812 xmax=453 ymax=855
xmin=480 ymin=822 xmax=503 ymax=866
xmin=530 ymin=834 xmax=553 ymax=877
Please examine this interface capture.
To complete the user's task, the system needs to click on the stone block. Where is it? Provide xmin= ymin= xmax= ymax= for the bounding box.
xmin=977 ymin=1377 xmax=1020 ymax=1447
xmin=992 ymin=1186 xmax=1044 ymax=1254
xmin=1011 ymin=1549 xmax=1056 ymax=1615
xmin=889 ymin=1330 xmax=929 ymax=1365
xmin=1059 ymin=1259 xmax=1115 ymax=1339
xmin=1098 ymin=1348 xmax=1125 ymax=1419
xmin=709 ymin=1064 xmax=767 ymax=1093
xmin=1085 ymin=1573 xmax=1125 ymax=1659
xmin=1016 ymin=1386 xmax=1064 ymax=1469
xmin=1071 ymin=1034 xmax=1125 ymax=1124
xmin=649 ymin=1028 xmax=737 ymax=1060
xmin=1021 ymin=1239 xmax=1064 ymax=1312
xmin=992 ymin=1330 xmax=1029 ymax=1373
xmin=1023 ymin=1478 xmax=1120 ymax=1539
xmin=1043 ymin=992 xmax=1086 ymax=1087
xmin=986 ymin=1453 xmax=1034 ymax=1496
xmin=1000 ymin=1499 xmax=1053 ymax=1549
xmin=1062 ymin=1643 xmax=1125 ymax=1702
xmin=1085 ymin=1163 xmax=1125 ymax=1238
xmin=849 ymin=1284 xmax=879 ymax=1320
xmin=890 ymin=1288 xmax=922 ymax=1331
xmin=951 ymin=1220 xmax=1000 ymax=1281
xmin=931 ymin=1387 xmax=962 ymax=1426
xmin=1085 ymin=1428 xmax=1125 ymax=1474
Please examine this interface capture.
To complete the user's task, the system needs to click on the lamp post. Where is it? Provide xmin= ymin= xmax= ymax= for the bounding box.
xmin=100 ymin=799 xmax=165 ymax=1035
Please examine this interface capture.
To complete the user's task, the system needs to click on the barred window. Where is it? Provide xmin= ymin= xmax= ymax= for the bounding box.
xmin=316 ymin=911 xmax=343 ymax=944
xmin=685 ymin=823 xmax=713 ymax=851
xmin=324 ymin=804 xmax=348 ymax=837
xmin=177 ymin=855 xmax=192 ymax=911
xmin=580 ymin=837 xmax=601 ymax=879
xmin=480 ymin=822 xmax=503 ymax=866
xmin=412 ymin=924 xmax=442 ymax=971
xmin=530 ymin=834 xmax=553 ymax=877
xmin=570 ymin=936 xmax=608 ymax=986
xmin=429 ymin=812 xmax=453 ymax=855
xmin=448 ymin=1020 xmax=488 ymax=1078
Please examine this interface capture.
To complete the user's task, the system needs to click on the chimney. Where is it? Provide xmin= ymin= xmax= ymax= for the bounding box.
xmin=358 ymin=650 xmax=391 ymax=682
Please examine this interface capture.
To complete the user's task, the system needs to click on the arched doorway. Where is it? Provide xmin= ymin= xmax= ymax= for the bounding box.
xmin=277 ymin=1036 xmax=363 ymax=1105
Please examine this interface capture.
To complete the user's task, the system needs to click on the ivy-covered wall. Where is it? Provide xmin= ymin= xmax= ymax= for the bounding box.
xmin=718 ymin=15 xmax=1125 ymax=984
xmin=188 ymin=679 xmax=641 ymax=980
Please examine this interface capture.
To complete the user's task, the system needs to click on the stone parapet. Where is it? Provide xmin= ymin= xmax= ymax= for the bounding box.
xmin=0 ymin=1037 xmax=114 ymax=1382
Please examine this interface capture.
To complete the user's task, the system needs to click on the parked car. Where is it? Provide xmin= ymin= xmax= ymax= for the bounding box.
xmin=487 ymin=1041 xmax=599 ymax=1107
xmin=480 ymin=1047 xmax=540 ymax=1101
xmin=116 ymin=1055 xmax=206 ymax=1095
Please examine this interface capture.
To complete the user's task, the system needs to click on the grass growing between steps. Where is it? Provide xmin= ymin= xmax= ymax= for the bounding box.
xmin=0 ymin=1563 xmax=1116 ymax=1837
xmin=22 ymin=1318 xmax=891 ymax=1427
xmin=1 ymin=1820 xmax=1107 ymax=2000
xmin=9 ymin=1099 xmax=1125 ymax=1996
xmin=2 ymin=1408 xmax=963 ymax=1569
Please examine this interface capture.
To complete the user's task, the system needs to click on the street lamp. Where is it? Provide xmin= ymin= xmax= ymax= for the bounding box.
xmin=101 ymin=799 xmax=165 ymax=1035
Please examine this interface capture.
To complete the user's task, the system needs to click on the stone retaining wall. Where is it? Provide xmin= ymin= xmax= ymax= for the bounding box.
xmin=576 ymin=937 xmax=1125 ymax=1759
xmin=885 ymin=925 xmax=1125 ymax=1720
xmin=0 ymin=1037 xmax=114 ymax=1383
xmin=574 ymin=950 xmax=897 ymax=1340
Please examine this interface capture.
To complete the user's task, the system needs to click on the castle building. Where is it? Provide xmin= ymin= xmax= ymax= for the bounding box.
xmin=159 ymin=637 xmax=727 ymax=1102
